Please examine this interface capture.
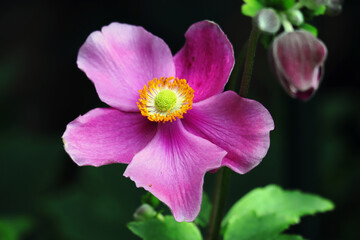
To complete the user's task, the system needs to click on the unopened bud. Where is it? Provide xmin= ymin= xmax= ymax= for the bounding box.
xmin=133 ymin=204 xmax=156 ymax=221
xmin=269 ymin=30 xmax=327 ymax=100
xmin=287 ymin=10 xmax=304 ymax=26
xmin=253 ymin=8 xmax=281 ymax=34
xmin=325 ymin=0 xmax=343 ymax=16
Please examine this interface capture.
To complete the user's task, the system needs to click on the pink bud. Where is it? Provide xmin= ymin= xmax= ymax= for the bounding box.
xmin=270 ymin=30 xmax=327 ymax=101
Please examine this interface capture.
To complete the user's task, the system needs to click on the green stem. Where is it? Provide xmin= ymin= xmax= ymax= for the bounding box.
xmin=205 ymin=168 xmax=230 ymax=240
xmin=226 ymin=41 xmax=248 ymax=91
xmin=291 ymin=2 xmax=304 ymax=11
xmin=280 ymin=13 xmax=294 ymax=32
xmin=239 ymin=26 xmax=260 ymax=97
xmin=205 ymin=25 xmax=260 ymax=240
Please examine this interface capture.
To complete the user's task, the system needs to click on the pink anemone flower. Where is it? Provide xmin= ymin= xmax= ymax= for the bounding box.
xmin=62 ymin=20 xmax=274 ymax=222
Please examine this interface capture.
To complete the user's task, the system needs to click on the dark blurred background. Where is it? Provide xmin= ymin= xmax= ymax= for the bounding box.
xmin=0 ymin=0 xmax=359 ymax=239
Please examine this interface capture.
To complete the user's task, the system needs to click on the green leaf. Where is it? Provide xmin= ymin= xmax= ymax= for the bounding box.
xmin=222 ymin=185 xmax=334 ymax=238
xmin=261 ymin=34 xmax=276 ymax=49
xmin=142 ymin=192 xmax=161 ymax=208
xmin=194 ymin=192 xmax=211 ymax=227
xmin=241 ymin=0 xmax=297 ymax=17
xmin=299 ymin=23 xmax=318 ymax=36
xmin=275 ymin=234 xmax=307 ymax=240
xmin=241 ymin=0 xmax=265 ymax=17
xmin=128 ymin=216 xmax=202 ymax=240
xmin=46 ymin=166 xmax=143 ymax=240
xmin=224 ymin=212 xmax=290 ymax=240
xmin=266 ymin=0 xmax=296 ymax=10
xmin=313 ymin=5 xmax=326 ymax=15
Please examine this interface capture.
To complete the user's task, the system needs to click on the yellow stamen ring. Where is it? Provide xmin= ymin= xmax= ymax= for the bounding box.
xmin=137 ymin=77 xmax=194 ymax=123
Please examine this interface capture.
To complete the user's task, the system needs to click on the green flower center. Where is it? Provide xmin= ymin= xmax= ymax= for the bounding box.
xmin=154 ymin=89 xmax=177 ymax=112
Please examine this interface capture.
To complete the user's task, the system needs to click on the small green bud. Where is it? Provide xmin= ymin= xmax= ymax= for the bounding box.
xmin=133 ymin=204 xmax=156 ymax=221
xmin=253 ymin=8 xmax=281 ymax=34
xmin=287 ymin=10 xmax=304 ymax=26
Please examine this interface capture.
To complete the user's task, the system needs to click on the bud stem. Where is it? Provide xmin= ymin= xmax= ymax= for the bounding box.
xmin=280 ymin=13 xmax=295 ymax=32
xmin=239 ymin=26 xmax=261 ymax=97
xmin=292 ymin=2 xmax=304 ymax=10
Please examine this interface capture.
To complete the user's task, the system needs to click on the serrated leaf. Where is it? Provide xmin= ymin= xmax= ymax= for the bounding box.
xmin=241 ymin=0 xmax=265 ymax=17
xmin=300 ymin=23 xmax=318 ymax=36
xmin=128 ymin=216 xmax=202 ymax=240
xmin=194 ymin=192 xmax=211 ymax=227
xmin=222 ymin=185 xmax=334 ymax=237
xmin=224 ymin=212 xmax=290 ymax=240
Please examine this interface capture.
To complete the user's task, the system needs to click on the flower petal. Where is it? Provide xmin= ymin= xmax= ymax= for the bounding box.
xmin=62 ymin=108 xmax=157 ymax=166
xmin=174 ymin=20 xmax=234 ymax=102
xmin=182 ymin=91 xmax=274 ymax=174
xmin=77 ymin=23 xmax=175 ymax=111
xmin=124 ymin=121 xmax=226 ymax=222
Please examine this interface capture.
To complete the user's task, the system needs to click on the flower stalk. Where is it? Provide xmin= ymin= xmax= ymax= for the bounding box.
xmin=239 ymin=26 xmax=261 ymax=97
xmin=206 ymin=25 xmax=260 ymax=240
xmin=280 ymin=13 xmax=295 ymax=32
xmin=205 ymin=167 xmax=230 ymax=240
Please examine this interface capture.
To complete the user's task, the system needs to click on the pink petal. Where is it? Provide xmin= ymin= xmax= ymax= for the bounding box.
xmin=124 ymin=121 xmax=227 ymax=222
xmin=77 ymin=23 xmax=175 ymax=111
xmin=174 ymin=20 xmax=234 ymax=102
xmin=62 ymin=108 xmax=157 ymax=167
xmin=182 ymin=91 xmax=274 ymax=174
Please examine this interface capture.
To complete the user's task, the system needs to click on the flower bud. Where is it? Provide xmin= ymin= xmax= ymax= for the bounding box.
xmin=325 ymin=0 xmax=343 ymax=16
xmin=253 ymin=8 xmax=281 ymax=34
xmin=269 ymin=30 xmax=327 ymax=100
xmin=133 ymin=204 xmax=156 ymax=221
xmin=287 ymin=10 xmax=304 ymax=26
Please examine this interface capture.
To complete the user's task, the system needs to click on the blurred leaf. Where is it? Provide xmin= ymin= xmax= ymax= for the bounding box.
xmin=276 ymin=234 xmax=307 ymax=240
xmin=128 ymin=215 xmax=202 ymax=240
xmin=0 ymin=217 xmax=32 ymax=240
xmin=301 ymin=4 xmax=326 ymax=22
xmin=194 ymin=192 xmax=211 ymax=227
xmin=242 ymin=0 xmax=296 ymax=17
xmin=299 ymin=23 xmax=318 ymax=36
xmin=313 ymin=5 xmax=326 ymax=15
xmin=242 ymin=0 xmax=265 ymax=17
xmin=142 ymin=192 xmax=160 ymax=208
xmin=47 ymin=165 xmax=144 ymax=240
xmin=266 ymin=0 xmax=296 ymax=10
xmin=300 ymin=0 xmax=325 ymax=11
xmin=261 ymin=33 xmax=276 ymax=49
xmin=0 ymin=129 xmax=63 ymax=214
xmin=0 ymin=55 xmax=23 ymax=97
xmin=222 ymin=185 xmax=334 ymax=238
